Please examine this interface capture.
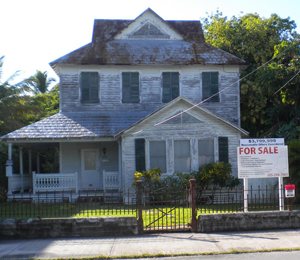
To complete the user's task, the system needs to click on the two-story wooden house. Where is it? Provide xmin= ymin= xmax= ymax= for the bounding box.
xmin=2 ymin=8 xmax=248 ymax=200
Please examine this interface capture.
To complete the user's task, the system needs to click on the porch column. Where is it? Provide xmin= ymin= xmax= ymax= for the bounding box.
xmin=118 ymin=140 xmax=122 ymax=190
xmin=37 ymin=151 xmax=40 ymax=173
xmin=19 ymin=147 xmax=24 ymax=190
xmin=28 ymin=150 xmax=32 ymax=175
xmin=8 ymin=143 xmax=12 ymax=160
xmin=6 ymin=143 xmax=13 ymax=177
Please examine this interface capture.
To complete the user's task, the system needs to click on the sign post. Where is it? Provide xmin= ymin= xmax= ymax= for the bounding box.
xmin=238 ymin=138 xmax=288 ymax=212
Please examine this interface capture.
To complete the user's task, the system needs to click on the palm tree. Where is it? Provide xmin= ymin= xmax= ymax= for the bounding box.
xmin=0 ymin=56 xmax=34 ymax=135
xmin=27 ymin=70 xmax=56 ymax=94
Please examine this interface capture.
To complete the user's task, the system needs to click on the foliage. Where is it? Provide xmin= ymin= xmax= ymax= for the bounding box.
xmin=201 ymin=11 xmax=299 ymax=138
xmin=287 ymin=139 xmax=300 ymax=202
xmin=0 ymin=57 xmax=60 ymax=187
xmin=26 ymin=70 xmax=56 ymax=94
xmin=192 ymin=162 xmax=240 ymax=190
xmin=133 ymin=163 xmax=239 ymax=192
xmin=133 ymin=168 xmax=162 ymax=191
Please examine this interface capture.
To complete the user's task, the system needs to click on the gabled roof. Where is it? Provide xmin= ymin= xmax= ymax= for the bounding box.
xmin=50 ymin=8 xmax=246 ymax=74
xmin=117 ymin=96 xmax=249 ymax=137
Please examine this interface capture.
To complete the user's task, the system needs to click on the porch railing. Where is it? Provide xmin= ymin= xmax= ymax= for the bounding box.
xmin=103 ymin=170 xmax=120 ymax=191
xmin=32 ymin=172 xmax=78 ymax=194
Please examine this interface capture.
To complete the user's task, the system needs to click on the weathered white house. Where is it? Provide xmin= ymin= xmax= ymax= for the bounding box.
xmin=2 ymin=8 xmax=248 ymax=200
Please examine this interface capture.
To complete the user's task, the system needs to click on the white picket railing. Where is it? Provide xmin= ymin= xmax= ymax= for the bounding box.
xmin=32 ymin=172 xmax=78 ymax=194
xmin=103 ymin=170 xmax=120 ymax=191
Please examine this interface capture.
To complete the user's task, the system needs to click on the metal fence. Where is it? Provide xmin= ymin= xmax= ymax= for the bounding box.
xmin=197 ymin=185 xmax=298 ymax=213
xmin=0 ymin=189 xmax=138 ymax=219
xmin=0 ymin=183 xmax=299 ymax=222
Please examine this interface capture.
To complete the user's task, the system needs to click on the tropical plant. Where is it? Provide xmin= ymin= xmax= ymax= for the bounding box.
xmin=26 ymin=70 xmax=56 ymax=94
xmin=201 ymin=11 xmax=299 ymax=137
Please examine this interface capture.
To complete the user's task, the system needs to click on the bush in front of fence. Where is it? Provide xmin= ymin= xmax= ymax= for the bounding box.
xmin=133 ymin=163 xmax=240 ymax=192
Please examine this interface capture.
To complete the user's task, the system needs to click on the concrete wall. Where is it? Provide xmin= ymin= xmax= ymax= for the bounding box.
xmin=197 ymin=211 xmax=300 ymax=233
xmin=0 ymin=217 xmax=138 ymax=239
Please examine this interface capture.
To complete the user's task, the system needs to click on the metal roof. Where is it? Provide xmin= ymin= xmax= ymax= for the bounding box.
xmin=50 ymin=10 xmax=246 ymax=73
xmin=1 ymin=111 xmax=150 ymax=140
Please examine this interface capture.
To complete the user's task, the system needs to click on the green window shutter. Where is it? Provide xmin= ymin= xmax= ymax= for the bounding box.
xmin=202 ymin=72 xmax=219 ymax=102
xmin=81 ymin=72 xmax=99 ymax=103
xmin=89 ymin=72 xmax=99 ymax=103
xmin=130 ymin=72 xmax=140 ymax=103
xmin=122 ymin=72 xmax=140 ymax=103
xmin=162 ymin=72 xmax=179 ymax=103
xmin=135 ymin=139 xmax=146 ymax=172
xmin=218 ymin=137 xmax=229 ymax=163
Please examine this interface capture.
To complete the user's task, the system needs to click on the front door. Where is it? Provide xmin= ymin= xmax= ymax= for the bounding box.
xmin=81 ymin=149 xmax=101 ymax=189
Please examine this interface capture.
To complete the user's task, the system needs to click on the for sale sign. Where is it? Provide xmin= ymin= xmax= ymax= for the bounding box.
xmin=237 ymin=145 xmax=289 ymax=178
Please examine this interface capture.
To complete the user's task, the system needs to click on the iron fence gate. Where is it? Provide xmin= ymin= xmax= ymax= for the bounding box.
xmin=136 ymin=180 xmax=196 ymax=233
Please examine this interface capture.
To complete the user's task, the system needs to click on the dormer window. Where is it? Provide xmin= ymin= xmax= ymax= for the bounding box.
xmin=122 ymin=72 xmax=140 ymax=103
xmin=202 ymin=72 xmax=219 ymax=102
xmin=80 ymin=72 xmax=99 ymax=103
xmin=162 ymin=72 xmax=179 ymax=103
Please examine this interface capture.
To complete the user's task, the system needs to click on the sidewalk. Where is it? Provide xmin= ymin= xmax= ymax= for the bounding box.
xmin=1 ymin=229 xmax=300 ymax=259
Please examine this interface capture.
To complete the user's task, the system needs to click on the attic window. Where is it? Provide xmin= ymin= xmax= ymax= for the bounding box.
xmin=128 ymin=22 xmax=170 ymax=39
xmin=202 ymin=72 xmax=219 ymax=102
xmin=80 ymin=72 xmax=99 ymax=103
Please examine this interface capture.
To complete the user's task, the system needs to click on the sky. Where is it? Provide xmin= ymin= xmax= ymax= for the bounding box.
xmin=1 ymin=0 xmax=299 ymax=85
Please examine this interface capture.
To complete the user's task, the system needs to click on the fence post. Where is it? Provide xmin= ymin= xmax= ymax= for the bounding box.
xmin=136 ymin=180 xmax=144 ymax=235
xmin=189 ymin=179 xmax=197 ymax=232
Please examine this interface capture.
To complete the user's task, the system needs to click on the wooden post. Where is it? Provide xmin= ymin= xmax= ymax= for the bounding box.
xmin=136 ymin=180 xmax=144 ymax=235
xmin=189 ymin=179 xmax=197 ymax=232
xmin=19 ymin=147 xmax=24 ymax=191
xmin=278 ymin=177 xmax=284 ymax=211
xmin=244 ymin=178 xmax=249 ymax=213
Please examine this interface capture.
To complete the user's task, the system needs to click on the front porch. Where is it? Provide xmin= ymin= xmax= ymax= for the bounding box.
xmin=7 ymin=170 xmax=120 ymax=202
xmin=5 ymin=140 xmax=122 ymax=201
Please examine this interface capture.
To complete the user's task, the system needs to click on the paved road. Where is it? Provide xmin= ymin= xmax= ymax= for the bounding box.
xmin=1 ymin=229 xmax=300 ymax=259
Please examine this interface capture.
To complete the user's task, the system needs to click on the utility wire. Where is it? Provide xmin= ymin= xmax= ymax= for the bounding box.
xmin=274 ymin=70 xmax=300 ymax=95
xmin=154 ymin=42 xmax=300 ymax=127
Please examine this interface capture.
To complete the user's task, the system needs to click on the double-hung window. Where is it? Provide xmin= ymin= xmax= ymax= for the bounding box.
xmin=150 ymin=141 xmax=166 ymax=173
xmin=122 ymin=72 xmax=140 ymax=103
xmin=202 ymin=72 xmax=219 ymax=102
xmin=174 ymin=140 xmax=191 ymax=172
xmin=81 ymin=72 xmax=99 ymax=103
xmin=198 ymin=139 xmax=214 ymax=166
xmin=162 ymin=72 xmax=179 ymax=103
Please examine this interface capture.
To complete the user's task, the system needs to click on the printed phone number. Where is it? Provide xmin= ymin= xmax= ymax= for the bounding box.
xmin=267 ymin=173 xmax=289 ymax=177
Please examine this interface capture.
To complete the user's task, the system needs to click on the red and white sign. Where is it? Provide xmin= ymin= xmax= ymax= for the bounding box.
xmin=237 ymin=145 xmax=289 ymax=178
xmin=285 ymin=185 xmax=295 ymax=198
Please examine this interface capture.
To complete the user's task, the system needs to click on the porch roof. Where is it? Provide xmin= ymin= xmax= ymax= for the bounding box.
xmin=1 ymin=111 xmax=149 ymax=141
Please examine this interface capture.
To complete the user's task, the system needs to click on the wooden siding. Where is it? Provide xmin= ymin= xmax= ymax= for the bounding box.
xmin=59 ymin=65 xmax=240 ymax=124
xmin=60 ymin=141 xmax=119 ymax=189
xmin=121 ymin=101 xmax=241 ymax=191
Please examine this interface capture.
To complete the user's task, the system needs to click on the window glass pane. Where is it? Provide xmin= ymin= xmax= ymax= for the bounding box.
xmin=84 ymin=151 xmax=96 ymax=170
xmin=150 ymin=141 xmax=166 ymax=172
xmin=174 ymin=140 xmax=190 ymax=172
xmin=198 ymin=139 xmax=214 ymax=166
